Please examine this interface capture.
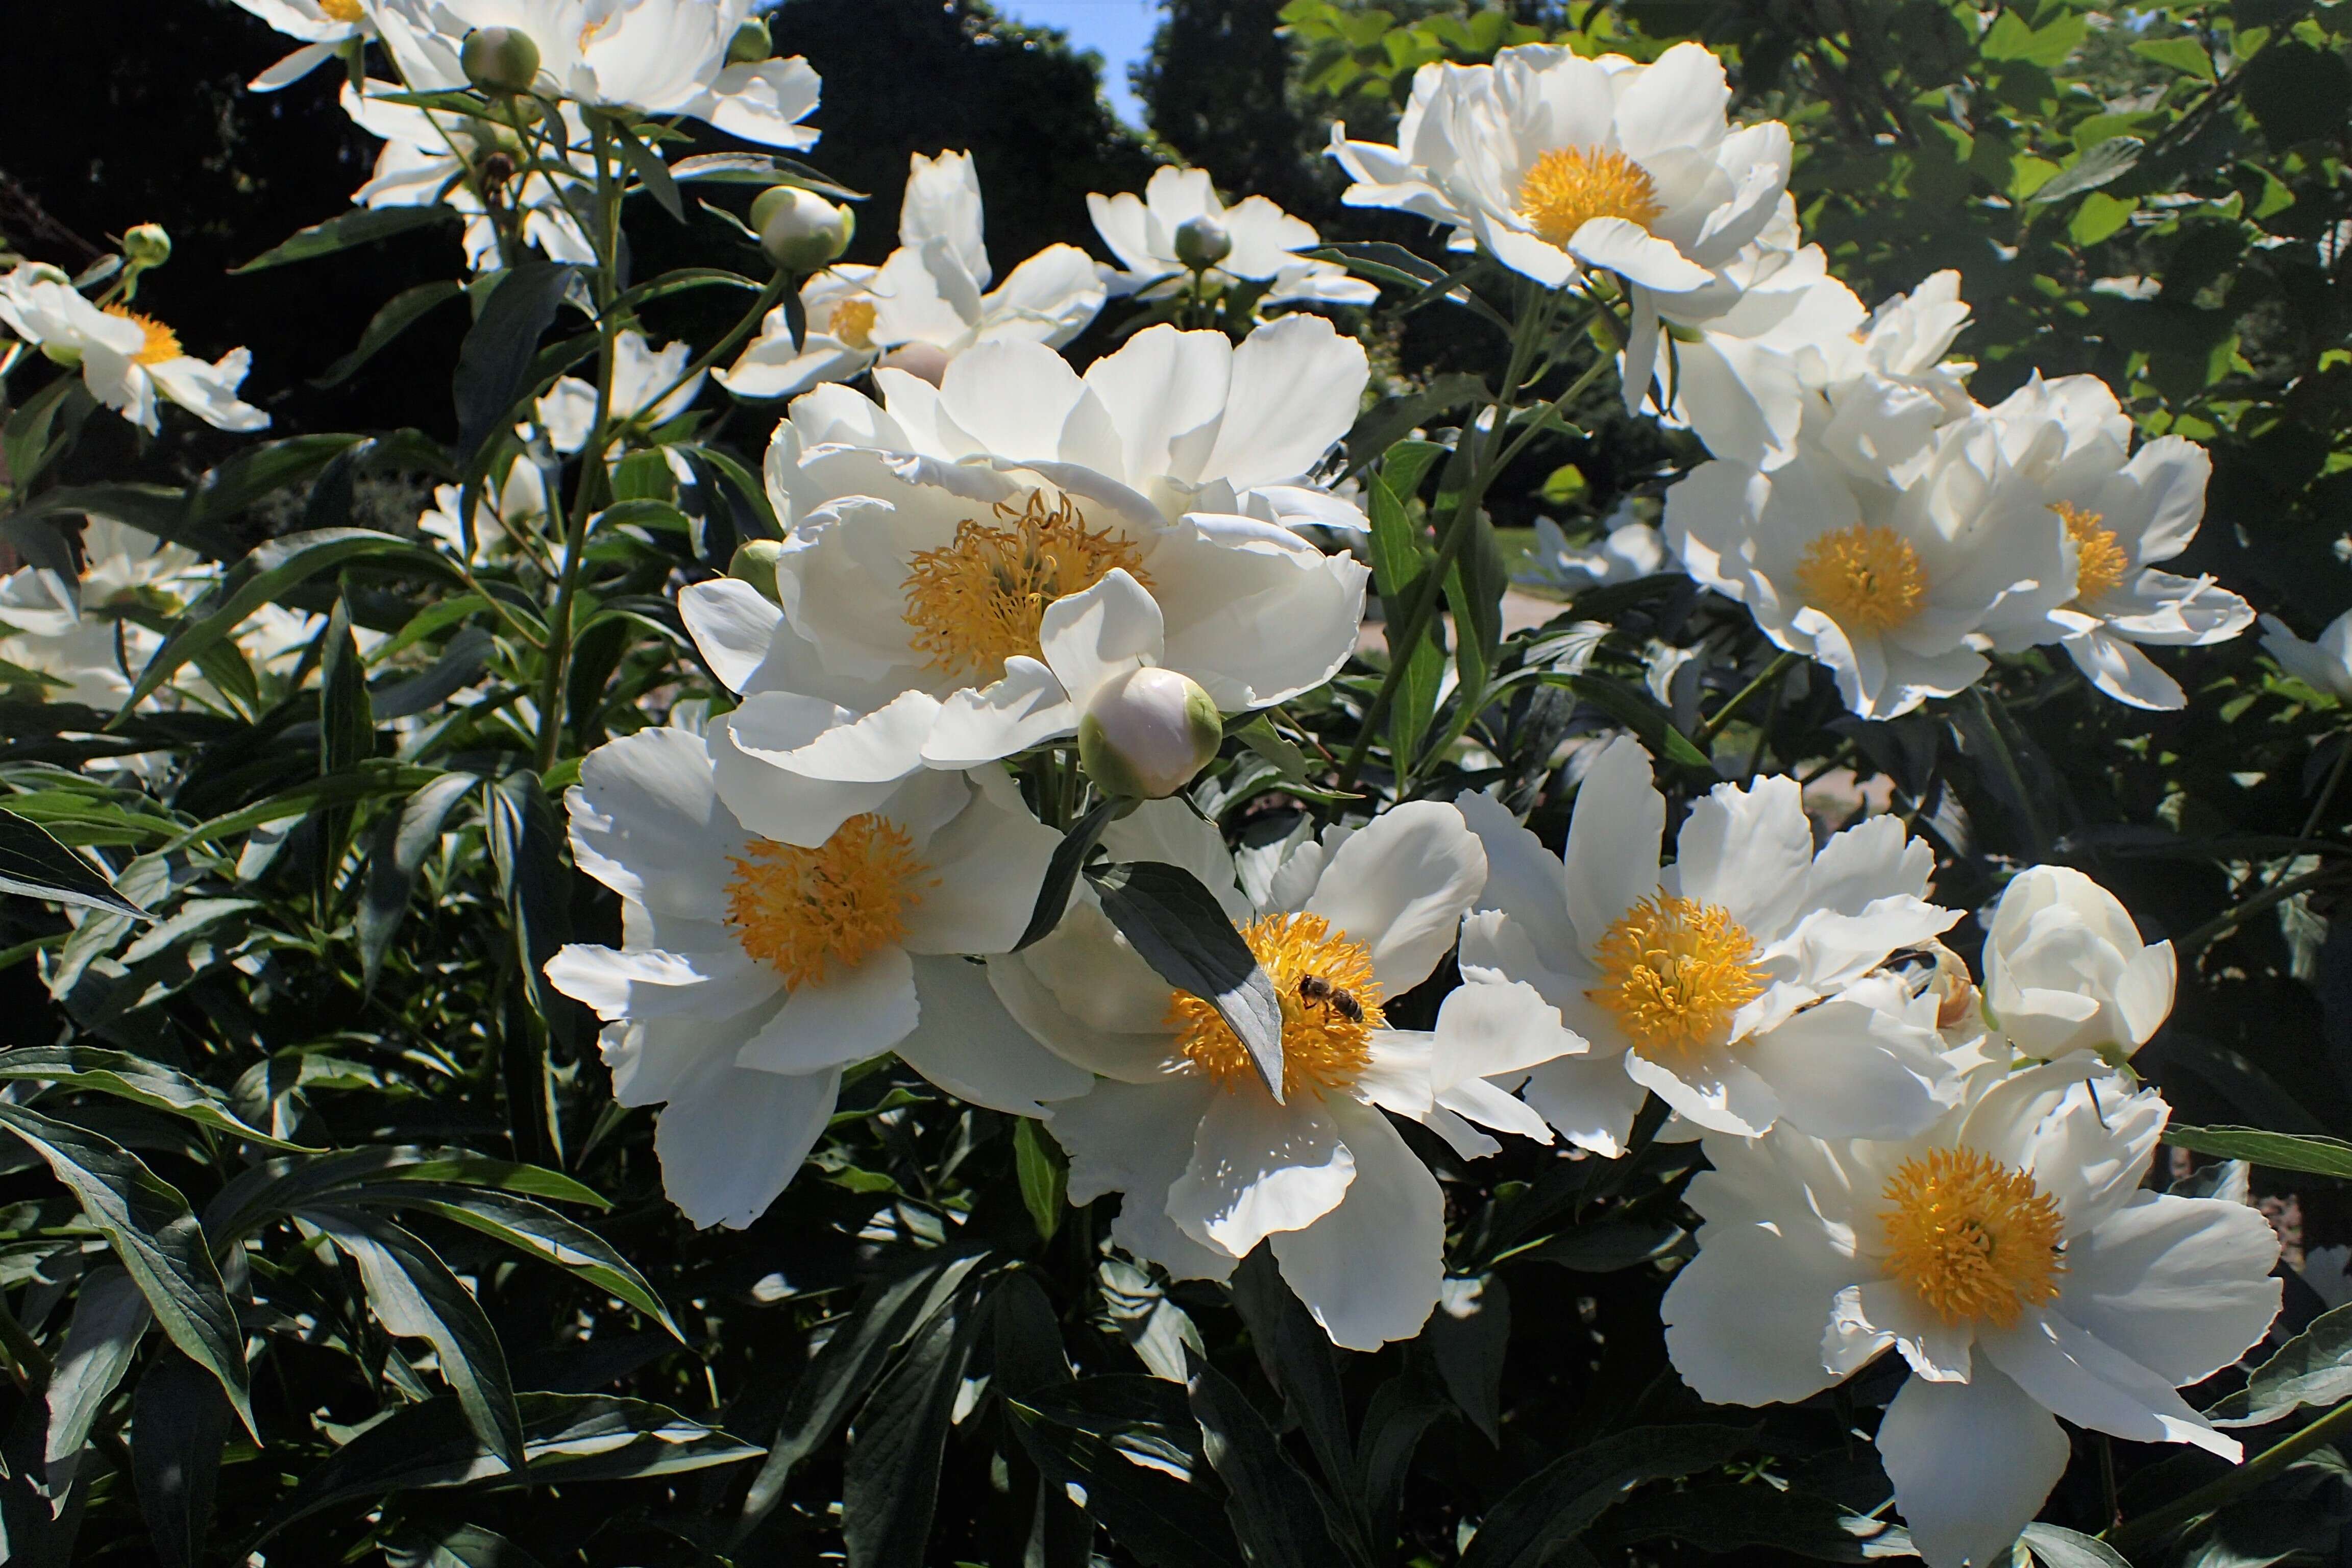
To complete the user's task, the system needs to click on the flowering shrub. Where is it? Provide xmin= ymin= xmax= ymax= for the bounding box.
xmin=2 ymin=2 xmax=2350 ymax=1565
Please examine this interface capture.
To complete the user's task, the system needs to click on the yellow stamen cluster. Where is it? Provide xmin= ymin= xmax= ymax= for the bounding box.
xmin=1517 ymin=146 xmax=1663 ymax=248
xmin=831 ymin=297 xmax=879 ymax=352
xmin=724 ymin=815 xmax=932 ymax=991
xmin=1170 ymin=912 xmax=1383 ymax=1098
xmin=318 ymin=0 xmax=365 ymax=21
xmin=1794 ymin=524 xmax=1928 ymax=634
xmin=1587 ymin=894 xmax=1763 ymax=1058
xmin=901 ymin=492 xmax=1151 ymax=680
xmin=2053 ymin=501 xmax=2129 ymax=603
xmin=1878 ymin=1147 xmax=2066 ymax=1328
xmin=104 ymin=306 xmax=180 ymax=367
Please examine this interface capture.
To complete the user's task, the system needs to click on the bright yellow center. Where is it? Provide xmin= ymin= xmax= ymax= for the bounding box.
xmin=723 ymin=815 xmax=932 ymax=991
xmin=2053 ymin=501 xmax=2128 ymax=603
xmin=901 ymin=492 xmax=1152 ymax=680
xmin=831 ymin=297 xmax=878 ymax=351
xmin=1169 ymin=912 xmax=1384 ymax=1098
xmin=317 ymin=0 xmax=364 ymax=21
xmin=1878 ymin=1147 xmax=2066 ymax=1329
xmin=1587 ymin=894 xmax=1763 ymax=1058
xmin=1517 ymin=146 xmax=1663 ymax=248
xmin=104 ymin=307 xmax=180 ymax=366
xmin=1795 ymin=524 xmax=1928 ymax=634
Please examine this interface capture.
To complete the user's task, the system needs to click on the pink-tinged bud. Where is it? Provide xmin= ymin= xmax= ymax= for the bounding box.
xmin=1077 ymin=666 xmax=1223 ymax=800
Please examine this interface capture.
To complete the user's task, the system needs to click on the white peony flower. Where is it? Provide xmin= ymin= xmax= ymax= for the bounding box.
xmin=1667 ymin=412 xmax=2075 ymax=721
xmin=1982 ymin=865 xmax=2175 ymax=1064
xmin=536 ymin=329 xmax=705 ymax=455
xmin=0 ymin=266 xmax=268 ymax=435
xmin=1088 ymin=166 xmax=1375 ymax=309
xmin=340 ymin=82 xmax=599 ymax=273
xmin=1524 ymin=513 xmax=1666 ymax=590
xmin=680 ymin=316 xmax=1370 ymax=813
xmin=542 ymin=724 xmax=1089 ymax=1229
xmin=229 ymin=0 xmax=374 ymax=90
xmin=2260 ymin=607 xmax=2352 ymax=701
xmin=1806 ymin=270 xmax=1979 ymax=487
xmin=1454 ymin=735 xmax=1959 ymax=1148
xmin=1977 ymin=375 xmax=2251 ymax=709
xmin=1662 ymin=1058 xmax=2282 ymax=1568
xmin=0 ymin=519 xmax=211 ymax=707
xmin=1328 ymin=43 xmax=1790 ymax=309
xmin=416 ymin=457 xmax=550 ymax=564
xmin=1001 ymin=801 xmax=1522 ymax=1349
xmin=722 ymin=151 xmax=1105 ymax=401
xmin=373 ymin=0 xmax=821 ymax=150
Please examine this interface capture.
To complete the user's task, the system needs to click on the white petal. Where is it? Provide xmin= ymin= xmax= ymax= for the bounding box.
xmin=1623 ymin=1046 xmax=1782 ymax=1139
xmin=1570 ymin=219 xmax=1714 ymax=293
xmin=1662 ymin=1221 xmax=1853 ymax=1405
xmin=1201 ymin=314 xmax=1369 ymax=489
xmin=1433 ymin=1077 xmax=1554 ymax=1145
xmin=1877 ymin=1366 xmax=2070 ymax=1568
xmin=1433 ymin=978 xmax=1587 ymax=1088
xmin=1303 ymin=800 xmax=1487 ymax=994
xmin=1037 ymin=567 xmax=1164 ymax=708
xmin=1562 ymin=736 xmax=1666 ymax=952
xmin=922 ymin=657 xmax=1079 ymax=767
xmin=896 ymin=954 xmax=1095 ymax=1113
xmin=2059 ymin=1191 xmax=2281 ymax=1386
xmin=901 ymin=772 xmax=1061 ymax=955
xmin=1268 ymin=1102 xmax=1446 ymax=1349
xmin=1048 ymin=1075 xmax=1240 ymax=1282
xmin=1980 ymin=1311 xmax=2241 ymax=1460
xmin=1743 ymin=996 xmax=1954 ymax=1141
xmin=1673 ymin=773 xmax=1813 ymax=942
xmin=679 ymin=578 xmax=783 ymax=693
xmin=566 ymin=725 xmax=742 ymax=921
xmin=1168 ymin=1089 xmax=1355 ymax=1257
xmin=544 ymin=942 xmax=775 ymax=1021
xmin=1520 ymin=1050 xmax=1648 ymax=1157
xmin=734 ymin=947 xmax=921 ymax=1073
xmin=652 ymin=1054 xmax=841 ymax=1230
xmin=1453 ymin=789 xmax=1579 ymax=962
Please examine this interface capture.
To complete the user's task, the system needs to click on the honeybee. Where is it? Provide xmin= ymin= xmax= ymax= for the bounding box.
xmin=1296 ymin=973 xmax=1365 ymax=1024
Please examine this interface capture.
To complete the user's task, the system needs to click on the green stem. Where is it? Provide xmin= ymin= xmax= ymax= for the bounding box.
xmin=1696 ymin=649 xmax=1800 ymax=745
xmin=2106 ymin=1396 xmax=2352 ymax=1553
xmin=2178 ymin=864 xmax=2344 ymax=957
xmin=0 ymin=1293 xmax=54 ymax=1391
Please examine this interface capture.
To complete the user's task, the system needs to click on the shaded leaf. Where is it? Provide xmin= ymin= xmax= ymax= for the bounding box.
xmin=0 ymin=810 xmax=148 ymax=920
xmin=233 ymin=204 xmax=458 ymax=273
xmin=453 ymin=261 xmax=576 ymax=464
xmin=1459 ymin=1424 xmax=1756 ymax=1568
xmin=132 ymin=1347 xmax=232 ymax=1568
xmin=1088 ymin=861 xmax=1283 ymax=1100
xmin=1185 ymin=1346 xmax=1350 ymax=1568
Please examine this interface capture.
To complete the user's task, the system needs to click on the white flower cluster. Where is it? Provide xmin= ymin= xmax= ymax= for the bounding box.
xmin=1336 ymin=42 xmax=2255 ymax=720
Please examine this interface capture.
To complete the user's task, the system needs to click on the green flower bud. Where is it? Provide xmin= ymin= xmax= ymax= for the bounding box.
xmin=462 ymin=27 xmax=541 ymax=95
xmin=1077 ymin=666 xmax=1223 ymax=801
xmin=727 ymin=17 xmax=773 ymax=64
xmin=1173 ymin=215 xmax=1232 ymax=271
xmin=728 ymin=539 xmax=785 ymax=603
xmin=754 ymin=186 xmax=853 ymax=273
xmin=122 ymin=224 xmax=172 ymax=269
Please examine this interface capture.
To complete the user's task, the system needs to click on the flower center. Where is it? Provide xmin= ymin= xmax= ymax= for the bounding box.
xmin=317 ymin=0 xmax=364 ymax=21
xmin=831 ymin=297 xmax=878 ymax=352
xmin=1517 ymin=146 xmax=1663 ymax=248
xmin=1586 ymin=894 xmax=1763 ymax=1058
xmin=2053 ymin=501 xmax=2128 ymax=603
xmin=1878 ymin=1147 xmax=2066 ymax=1329
xmin=1794 ymin=524 xmax=1928 ymax=634
xmin=1169 ymin=912 xmax=1383 ymax=1098
xmin=723 ymin=815 xmax=932 ymax=991
xmin=901 ymin=491 xmax=1151 ymax=680
xmin=103 ymin=306 xmax=180 ymax=366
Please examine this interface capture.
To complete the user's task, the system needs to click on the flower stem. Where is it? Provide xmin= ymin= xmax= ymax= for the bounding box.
xmin=1696 ymin=649 xmax=1800 ymax=745
xmin=2106 ymin=1396 xmax=2352 ymax=1553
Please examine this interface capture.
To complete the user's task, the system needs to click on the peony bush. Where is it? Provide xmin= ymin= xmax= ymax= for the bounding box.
xmin=2 ymin=1 xmax=2350 ymax=1564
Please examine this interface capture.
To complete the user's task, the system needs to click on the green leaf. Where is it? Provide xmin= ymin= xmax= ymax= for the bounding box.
xmin=1541 ymin=673 xmax=1712 ymax=770
xmin=305 ymin=1208 xmax=526 ymax=1474
xmin=313 ymin=280 xmax=465 ymax=389
xmin=454 ymin=261 xmax=577 ymax=464
xmin=0 ymin=1102 xmax=253 ymax=1437
xmin=0 ymin=1044 xmax=297 ymax=1147
xmin=1458 ymin=1424 xmax=1756 ymax=1568
xmin=2021 ymin=1524 xmax=2134 ymax=1568
xmin=843 ymin=1286 xmax=982 ymax=1568
xmin=1342 ymin=373 xmax=1488 ymax=473
xmin=359 ymin=771 xmax=480 ymax=990
xmin=183 ymin=433 xmax=373 ymax=528
xmin=1426 ymin=1273 xmax=1509 ymax=1444
xmin=2207 ymin=1303 xmax=2352 ymax=1426
xmin=2163 ymin=1124 xmax=2352 ymax=1178
xmin=233 ymin=204 xmax=459 ymax=273
xmin=607 ymin=115 xmax=685 ymax=222
xmin=1010 ymin=1393 xmax=1244 ymax=1568
xmin=252 ymin=1393 xmax=763 ymax=1545
xmin=2243 ymin=41 xmax=2352 ymax=147
xmin=132 ymin=1347 xmax=232 ymax=1568
xmin=2031 ymin=137 xmax=2144 ymax=204
xmin=1604 ymin=1483 xmax=1915 ymax=1560
xmin=384 ymin=1523 xmax=549 ymax=1568
xmin=205 ymin=1145 xmax=608 ymax=1244
xmin=1013 ymin=1118 xmax=1068 ymax=1243
xmin=3 ymin=376 xmax=93 ymax=492
xmin=0 ymin=808 xmax=149 ymax=919
xmin=1228 ymin=1252 xmax=1358 ymax=1524
xmin=488 ymin=770 xmax=576 ymax=1056
xmin=2131 ymin=36 xmax=2214 ymax=78
xmin=1016 ymin=795 xmax=1123 ymax=951
xmin=1087 ymin=861 xmax=1283 ymax=1100
xmin=2069 ymin=192 xmax=2137 ymax=248
xmin=1185 ymin=1347 xmax=1351 ymax=1568
xmin=41 ymin=1266 xmax=152 ymax=1504
xmin=124 ymin=529 xmax=449 ymax=710
xmin=1365 ymin=465 xmax=1444 ymax=772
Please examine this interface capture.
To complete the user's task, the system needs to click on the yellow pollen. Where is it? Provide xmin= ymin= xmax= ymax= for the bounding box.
xmin=1586 ymin=894 xmax=1763 ymax=1059
xmin=1794 ymin=524 xmax=1928 ymax=634
xmin=103 ymin=306 xmax=180 ymax=366
xmin=2053 ymin=501 xmax=2128 ymax=603
xmin=723 ymin=815 xmax=932 ymax=991
xmin=832 ymin=297 xmax=878 ymax=352
xmin=1517 ymin=145 xmax=1663 ymax=248
xmin=1878 ymin=1147 xmax=2066 ymax=1329
xmin=901 ymin=492 xmax=1151 ymax=680
xmin=1170 ymin=912 xmax=1383 ymax=1098
xmin=317 ymin=0 xmax=364 ymax=21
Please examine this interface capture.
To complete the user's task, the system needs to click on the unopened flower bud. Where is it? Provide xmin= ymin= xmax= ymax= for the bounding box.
xmin=728 ymin=538 xmax=784 ymax=603
xmin=1077 ymin=667 xmax=1223 ymax=800
xmin=462 ymin=27 xmax=541 ymax=95
xmin=122 ymin=224 xmax=172 ymax=269
xmin=877 ymin=341 xmax=951 ymax=386
xmin=754 ymin=186 xmax=853 ymax=273
xmin=727 ymin=16 xmax=773 ymax=64
xmin=1173 ymin=215 xmax=1231 ymax=271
